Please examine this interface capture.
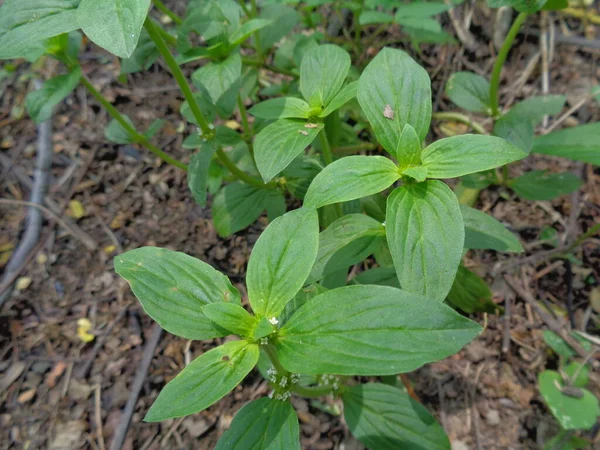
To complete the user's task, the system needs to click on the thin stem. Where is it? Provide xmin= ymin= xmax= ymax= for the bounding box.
xmin=291 ymin=384 xmax=334 ymax=398
xmin=431 ymin=111 xmax=487 ymax=135
xmin=489 ymin=12 xmax=529 ymax=117
xmin=565 ymin=222 xmax=600 ymax=254
xmin=215 ymin=148 xmax=268 ymax=188
xmin=153 ymin=19 xmax=177 ymax=46
xmin=80 ymin=76 xmax=187 ymax=170
xmin=152 ymin=0 xmax=182 ymax=25
xmin=249 ymin=0 xmax=264 ymax=60
xmin=354 ymin=0 xmax=365 ymax=52
xmin=319 ymin=129 xmax=334 ymax=165
xmin=237 ymin=95 xmax=254 ymax=156
xmin=262 ymin=345 xmax=288 ymax=375
xmin=238 ymin=0 xmax=250 ymax=16
xmin=241 ymin=57 xmax=298 ymax=77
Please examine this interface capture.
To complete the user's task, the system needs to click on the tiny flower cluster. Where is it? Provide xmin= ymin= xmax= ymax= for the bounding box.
xmin=318 ymin=374 xmax=339 ymax=391
xmin=266 ymin=369 xmax=301 ymax=401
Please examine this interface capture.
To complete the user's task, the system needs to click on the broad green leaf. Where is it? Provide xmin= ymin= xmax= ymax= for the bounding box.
xmin=104 ymin=115 xmax=136 ymax=144
xmin=114 ymin=247 xmax=240 ymax=340
xmin=395 ymin=2 xmax=452 ymax=18
xmin=397 ymin=16 xmax=443 ymax=34
xmin=421 ymin=134 xmax=526 ymax=178
xmin=402 ymin=166 xmax=428 ymax=182
xmin=143 ymin=119 xmax=165 ymax=139
xmin=0 ymin=0 xmax=81 ymax=60
xmin=215 ymin=398 xmax=300 ymax=450
xmin=188 ymin=143 xmax=217 ymax=207
xmin=249 ymin=97 xmax=311 ymax=120
xmin=77 ymin=0 xmax=151 ymax=58
xmin=247 ymin=208 xmax=319 ymax=318
xmin=542 ymin=0 xmax=568 ymax=10
xmin=192 ymin=52 xmax=242 ymax=105
xmin=538 ymin=370 xmax=600 ymax=430
xmin=358 ymin=48 xmax=432 ymax=153
xmin=304 ymin=156 xmax=400 ymax=209
xmin=359 ymin=11 xmax=394 ymax=25
xmin=493 ymin=113 xmax=534 ymax=153
xmin=25 ymin=66 xmax=81 ymax=124
xmin=212 ymin=182 xmax=273 ymax=237
xmin=395 ymin=123 xmax=422 ymax=166
xmin=265 ymin=191 xmax=287 ymax=221
xmin=257 ymin=4 xmax=300 ymax=49
xmin=300 ymin=44 xmax=351 ymax=108
xmin=254 ymin=119 xmax=323 ymax=182
xmin=461 ymin=205 xmax=523 ymax=252
xmin=308 ymin=214 xmax=385 ymax=283
xmin=564 ymin=362 xmax=590 ymax=388
xmin=543 ymin=330 xmax=593 ymax=360
xmin=532 ymin=123 xmax=600 ymax=165
xmin=447 ymin=265 xmax=497 ymax=313
xmin=503 ymin=95 xmax=566 ymax=126
xmin=351 ymin=267 xmax=399 ymax=287
xmin=386 ymin=181 xmax=463 ymax=301
xmin=145 ymin=340 xmax=259 ymax=421
xmin=229 ymin=18 xmax=272 ymax=46
xmin=510 ymin=171 xmax=582 ymax=201
xmin=488 ymin=0 xmax=548 ymax=13
xmin=280 ymin=284 xmax=328 ymax=325
xmin=202 ymin=303 xmax=255 ymax=338
xmin=319 ymin=81 xmax=358 ymax=117
xmin=120 ymin=29 xmax=158 ymax=74
xmin=344 ymin=383 xmax=450 ymax=450
xmin=276 ymin=285 xmax=481 ymax=375
xmin=445 ymin=72 xmax=491 ymax=114
xmin=180 ymin=88 xmax=217 ymax=124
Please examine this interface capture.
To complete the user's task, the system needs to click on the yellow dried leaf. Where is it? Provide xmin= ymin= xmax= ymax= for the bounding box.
xmin=15 ymin=277 xmax=32 ymax=291
xmin=225 ymin=120 xmax=240 ymax=130
xmin=77 ymin=318 xmax=95 ymax=343
xmin=67 ymin=200 xmax=86 ymax=219
xmin=103 ymin=245 xmax=116 ymax=255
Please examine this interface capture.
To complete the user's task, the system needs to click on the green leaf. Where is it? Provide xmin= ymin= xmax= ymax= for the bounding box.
xmin=254 ymin=119 xmax=323 ymax=182
xmin=247 ymin=208 xmax=319 ymax=318
xmin=25 ymin=66 xmax=81 ymax=124
xmin=215 ymin=397 xmax=300 ymax=450
xmin=564 ymin=362 xmax=590 ymax=388
xmin=77 ymin=0 xmax=151 ymax=58
xmin=304 ymin=156 xmax=400 ymax=209
xmin=114 ymin=247 xmax=240 ymax=340
xmin=188 ymin=143 xmax=217 ymax=207
xmin=276 ymin=285 xmax=481 ymax=375
xmin=445 ymin=72 xmax=491 ymax=114
xmin=358 ymin=48 xmax=432 ymax=154
xmin=257 ymin=4 xmax=300 ymax=49
xmin=386 ymin=181 xmax=464 ymax=302
xmin=543 ymin=330 xmax=593 ymax=360
xmin=461 ymin=205 xmax=523 ymax=252
xmin=344 ymin=383 xmax=450 ymax=450
xmin=395 ymin=2 xmax=452 ymax=18
xmin=229 ymin=18 xmax=272 ymax=46
xmin=120 ymin=29 xmax=158 ymax=74
xmin=300 ymin=44 xmax=351 ymax=108
xmin=104 ymin=115 xmax=136 ymax=144
xmin=488 ymin=0 xmax=548 ymax=13
xmin=359 ymin=11 xmax=394 ymax=25
xmin=538 ymin=370 xmax=600 ymax=430
xmin=308 ymin=214 xmax=385 ymax=283
xmin=212 ymin=182 xmax=272 ymax=237
xmin=351 ymin=267 xmax=399 ymax=287
xmin=421 ymin=135 xmax=526 ymax=178
xmin=510 ymin=171 xmax=582 ymax=201
xmin=395 ymin=123 xmax=422 ymax=166
xmin=503 ymin=95 xmax=566 ymax=126
xmin=319 ymin=81 xmax=358 ymax=117
xmin=447 ymin=265 xmax=497 ymax=313
xmin=532 ymin=123 xmax=600 ymax=165
xmin=192 ymin=52 xmax=242 ymax=105
xmin=402 ymin=166 xmax=428 ymax=182
xmin=202 ymin=303 xmax=255 ymax=338
xmin=0 ymin=0 xmax=81 ymax=60
xmin=493 ymin=114 xmax=534 ymax=153
xmin=145 ymin=340 xmax=259 ymax=421
xmin=542 ymin=0 xmax=568 ymax=10
xmin=249 ymin=97 xmax=311 ymax=120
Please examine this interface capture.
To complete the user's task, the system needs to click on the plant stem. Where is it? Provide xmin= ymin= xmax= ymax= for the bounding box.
xmin=80 ymin=76 xmax=188 ymax=171
xmin=144 ymin=18 xmax=271 ymax=189
xmin=237 ymin=95 xmax=254 ymax=155
xmin=565 ymin=222 xmax=600 ymax=254
xmin=489 ymin=12 xmax=529 ymax=117
xmin=262 ymin=345 xmax=288 ymax=375
xmin=153 ymin=19 xmax=177 ymax=46
xmin=431 ymin=111 xmax=487 ymax=135
xmin=319 ymin=129 xmax=334 ymax=165
xmin=238 ymin=0 xmax=250 ymax=16
xmin=249 ymin=0 xmax=264 ymax=60
xmin=152 ymin=0 xmax=182 ymax=25
xmin=354 ymin=0 xmax=365 ymax=53
xmin=291 ymin=384 xmax=334 ymax=398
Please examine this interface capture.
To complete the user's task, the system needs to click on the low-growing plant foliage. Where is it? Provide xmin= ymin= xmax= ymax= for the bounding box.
xmin=2 ymin=0 xmax=598 ymax=447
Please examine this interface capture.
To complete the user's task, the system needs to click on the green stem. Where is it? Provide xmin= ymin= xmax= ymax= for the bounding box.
xmin=319 ymin=129 xmax=334 ymax=165
xmin=249 ymin=0 xmax=264 ymax=60
xmin=238 ymin=0 xmax=250 ymax=16
xmin=241 ymin=57 xmax=298 ymax=77
xmin=237 ymin=95 xmax=254 ymax=156
xmin=431 ymin=111 xmax=487 ymax=135
xmin=80 ymin=76 xmax=187 ymax=170
xmin=291 ymin=384 xmax=334 ymax=398
xmin=153 ymin=20 xmax=177 ymax=46
xmin=152 ymin=0 xmax=183 ymax=25
xmin=262 ymin=345 xmax=288 ymax=376
xmin=354 ymin=0 xmax=365 ymax=52
xmin=489 ymin=12 xmax=529 ymax=117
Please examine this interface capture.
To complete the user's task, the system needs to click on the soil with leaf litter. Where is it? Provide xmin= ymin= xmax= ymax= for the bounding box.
xmin=1 ymin=4 xmax=600 ymax=450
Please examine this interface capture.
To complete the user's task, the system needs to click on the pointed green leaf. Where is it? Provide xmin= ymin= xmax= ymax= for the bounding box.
xmin=395 ymin=123 xmax=422 ymax=166
xmin=532 ymin=123 xmax=600 ymax=165
xmin=344 ymin=383 xmax=450 ymax=450
xmin=510 ymin=171 xmax=582 ymax=201
xmin=421 ymin=135 xmax=526 ymax=178
xmin=351 ymin=267 xmax=399 ymax=288
xmin=461 ymin=205 xmax=523 ymax=252
xmin=212 ymin=182 xmax=272 ymax=237
xmin=192 ymin=52 xmax=242 ymax=105
xmin=447 ymin=265 xmax=497 ymax=313
xmin=401 ymin=166 xmax=428 ymax=182
xmin=188 ymin=143 xmax=217 ymax=207
xmin=300 ymin=44 xmax=351 ymax=108
xmin=215 ymin=398 xmax=300 ymax=450
xmin=247 ymin=208 xmax=319 ymax=318
xmin=145 ymin=340 xmax=259 ymax=421
xmin=229 ymin=18 xmax=273 ymax=46
xmin=503 ymin=95 xmax=566 ymax=126
xmin=202 ymin=303 xmax=255 ymax=338
xmin=104 ymin=115 xmax=136 ymax=144
xmin=319 ymin=81 xmax=358 ymax=117
xmin=114 ymin=247 xmax=240 ymax=340
xmin=276 ymin=285 xmax=481 ymax=375
xmin=493 ymin=113 xmax=534 ymax=153
xmin=445 ymin=71 xmax=491 ymax=114
xmin=249 ymin=97 xmax=311 ymax=120
xmin=77 ymin=0 xmax=151 ymax=58
xmin=359 ymin=11 xmax=394 ymax=25
xmin=304 ymin=156 xmax=400 ymax=209
xmin=386 ymin=181 xmax=464 ymax=301
xmin=358 ymin=47 xmax=432 ymax=153
xmin=254 ymin=119 xmax=323 ymax=182
xmin=26 ymin=66 xmax=81 ymax=124
xmin=257 ymin=4 xmax=300 ymax=49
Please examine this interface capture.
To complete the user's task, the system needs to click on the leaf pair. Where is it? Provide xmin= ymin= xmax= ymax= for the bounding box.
xmin=252 ymin=44 xmax=356 ymax=182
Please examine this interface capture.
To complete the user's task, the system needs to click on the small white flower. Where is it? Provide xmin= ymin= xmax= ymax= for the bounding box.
xmin=279 ymin=376 xmax=288 ymax=387
xmin=269 ymin=317 xmax=279 ymax=325
xmin=259 ymin=337 xmax=269 ymax=345
xmin=268 ymin=390 xmax=274 ymax=399
xmin=332 ymin=382 xmax=339 ymax=390
xmin=208 ymin=123 xmax=215 ymax=130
